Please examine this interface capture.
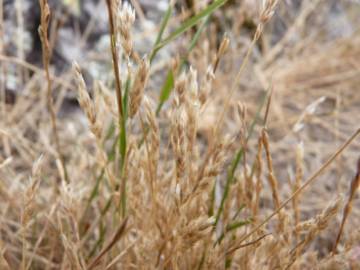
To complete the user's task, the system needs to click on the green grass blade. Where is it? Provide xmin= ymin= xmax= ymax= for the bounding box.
xmin=84 ymin=170 xmax=105 ymax=214
xmin=155 ymin=70 xmax=174 ymax=115
xmin=225 ymin=258 xmax=232 ymax=269
xmin=119 ymin=121 xmax=127 ymax=171
xmin=101 ymin=196 xmax=113 ymax=216
xmin=186 ymin=15 xmax=210 ymax=55
xmin=214 ymin=173 xmax=231 ymax=226
xmin=232 ymin=203 xmax=246 ymax=221
xmin=104 ymin=121 xmax=116 ymax=142
xmin=226 ymin=219 xmax=253 ymax=232
xmin=119 ymin=119 xmax=127 ymax=217
xmin=197 ymin=247 xmax=207 ymax=270
xmin=215 ymin=218 xmax=252 ymax=245
xmin=108 ymin=135 xmax=119 ymax=162
xmin=88 ymin=222 xmax=107 ymax=258
xmin=118 ymin=75 xmax=131 ymax=217
xmin=149 ymin=3 xmax=174 ymax=63
xmin=80 ymin=169 xmax=105 ymax=236
xmin=208 ymin=179 xmax=216 ymax=217
xmin=119 ymin=76 xmax=131 ymax=166
xmin=154 ymin=0 xmax=228 ymax=52
xmin=214 ymin=91 xmax=269 ymax=226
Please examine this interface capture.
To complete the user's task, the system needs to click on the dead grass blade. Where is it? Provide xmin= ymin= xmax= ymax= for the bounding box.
xmin=87 ymin=217 xmax=128 ymax=270
xmin=332 ymin=158 xmax=360 ymax=253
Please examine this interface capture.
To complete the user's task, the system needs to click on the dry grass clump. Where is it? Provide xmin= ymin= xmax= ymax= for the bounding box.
xmin=0 ymin=0 xmax=360 ymax=269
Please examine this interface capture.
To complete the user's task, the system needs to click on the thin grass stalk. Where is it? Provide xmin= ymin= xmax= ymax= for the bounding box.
xmin=213 ymin=0 xmax=279 ymax=137
xmin=252 ymin=137 xmax=263 ymax=222
xmin=38 ymin=0 xmax=68 ymax=182
xmin=149 ymin=1 xmax=174 ymax=63
xmin=332 ymin=158 xmax=360 ymax=253
xmin=292 ymin=141 xmax=304 ymax=261
xmin=117 ymin=2 xmax=136 ymax=61
xmin=105 ymin=0 xmax=130 ymax=217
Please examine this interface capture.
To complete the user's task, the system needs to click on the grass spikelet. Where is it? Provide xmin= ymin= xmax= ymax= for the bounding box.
xmin=116 ymin=1 xmax=136 ymax=60
xmin=73 ymin=63 xmax=102 ymax=140
xmin=261 ymin=128 xmax=284 ymax=230
xmin=142 ymin=97 xmax=160 ymax=192
xmin=175 ymin=72 xmax=187 ymax=104
xmin=199 ymin=65 xmax=215 ymax=106
xmin=73 ymin=64 xmax=117 ymax=190
xmin=129 ymin=58 xmax=149 ymax=118
xmin=212 ymin=34 xmax=230 ymax=73
xmin=255 ymin=0 xmax=280 ymax=40
xmin=185 ymin=67 xmax=199 ymax=160
xmin=171 ymin=103 xmax=187 ymax=184
xmin=293 ymin=96 xmax=326 ymax=133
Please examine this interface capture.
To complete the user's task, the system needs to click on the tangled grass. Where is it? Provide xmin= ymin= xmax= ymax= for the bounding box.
xmin=0 ymin=0 xmax=360 ymax=269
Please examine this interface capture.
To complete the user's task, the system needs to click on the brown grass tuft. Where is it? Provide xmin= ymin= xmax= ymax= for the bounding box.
xmin=1 ymin=1 xmax=360 ymax=269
